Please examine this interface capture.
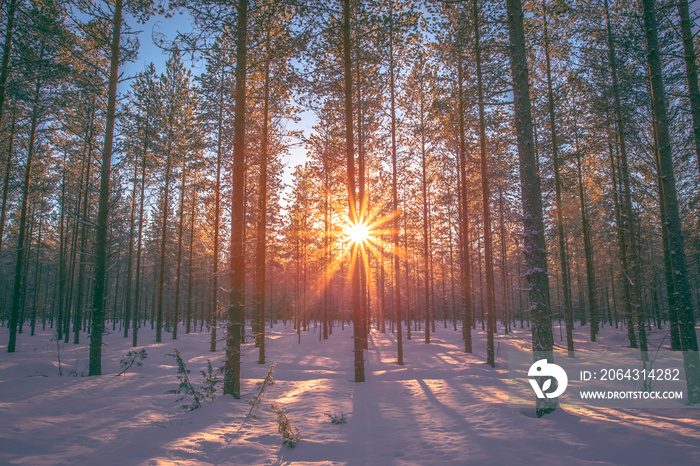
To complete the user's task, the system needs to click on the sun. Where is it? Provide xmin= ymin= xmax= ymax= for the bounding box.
xmin=345 ymin=221 xmax=372 ymax=245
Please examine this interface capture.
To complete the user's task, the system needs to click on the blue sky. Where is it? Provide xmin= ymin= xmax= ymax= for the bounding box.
xmin=122 ymin=9 xmax=312 ymax=198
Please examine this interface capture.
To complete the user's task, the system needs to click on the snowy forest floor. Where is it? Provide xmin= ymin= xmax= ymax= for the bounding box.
xmin=1 ymin=320 xmax=699 ymax=465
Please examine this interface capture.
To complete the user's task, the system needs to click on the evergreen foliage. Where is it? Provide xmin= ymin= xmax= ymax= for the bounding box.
xmin=246 ymin=363 xmax=276 ymax=420
xmin=118 ymin=349 xmax=147 ymax=376
xmin=270 ymin=402 xmax=301 ymax=448
xmin=200 ymin=360 xmax=222 ymax=401
xmin=165 ymin=348 xmax=204 ymax=410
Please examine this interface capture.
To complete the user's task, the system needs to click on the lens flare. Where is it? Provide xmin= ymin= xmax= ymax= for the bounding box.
xmin=345 ymin=221 xmax=371 ymax=245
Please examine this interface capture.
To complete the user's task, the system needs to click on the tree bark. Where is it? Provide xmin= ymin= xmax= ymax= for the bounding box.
xmin=475 ymin=0 xmax=496 ymax=366
xmin=677 ymin=0 xmax=700 ymax=179
xmin=573 ymin=118 xmax=598 ymax=341
xmin=30 ymin=208 xmax=44 ymax=336
xmin=211 ymin=67 xmax=224 ymax=352
xmin=123 ymin=151 xmax=139 ymax=338
xmin=457 ymin=42 xmax=472 ymax=353
xmin=0 ymin=113 xmax=15 ymax=257
xmin=224 ymin=0 xmax=248 ymax=398
xmin=355 ymin=9 xmax=369 ymax=349
xmin=57 ymin=151 xmax=67 ymax=340
xmin=254 ymin=51 xmax=270 ymax=364
xmin=505 ymin=0 xmax=556 ymax=416
xmin=172 ymin=156 xmax=187 ymax=339
xmin=604 ymin=0 xmax=644 ymax=351
xmin=420 ymin=56 xmax=431 ymax=344
xmin=7 ymin=76 xmax=41 ymax=353
xmin=186 ymin=182 xmax=196 ymax=334
xmin=344 ymin=0 xmax=364 ymax=381
xmin=388 ymin=0 xmax=404 ymax=365
xmin=74 ymin=104 xmax=96 ymax=345
xmin=132 ymin=125 xmax=149 ymax=347
xmin=155 ymin=134 xmax=172 ymax=343
xmin=542 ymin=1 xmax=574 ymax=357
xmin=499 ymin=188 xmax=510 ymax=334
xmin=0 ymin=0 xmax=17 ymax=127
xmin=641 ymin=0 xmax=700 ymax=403
xmin=88 ymin=0 xmax=122 ymax=375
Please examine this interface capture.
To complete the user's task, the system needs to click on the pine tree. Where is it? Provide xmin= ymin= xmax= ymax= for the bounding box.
xmin=676 ymin=0 xmax=700 ymax=179
xmin=343 ymin=0 xmax=364 ymax=382
xmin=225 ymin=0 xmax=249 ymax=399
xmin=388 ymin=0 xmax=403 ymax=365
xmin=88 ymin=0 xmax=124 ymax=374
xmin=540 ymin=0 xmax=574 ymax=357
xmin=83 ymin=0 xmax=157 ymax=374
xmin=7 ymin=2 xmax=72 ymax=352
xmin=0 ymin=0 xmax=18 ymax=128
xmin=505 ymin=0 xmax=556 ymax=417
xmin=640 ymin=0 xmax=700 ymax=404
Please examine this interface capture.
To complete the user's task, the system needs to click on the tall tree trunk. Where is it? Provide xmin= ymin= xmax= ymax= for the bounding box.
xmin=255 ymin=52 xmax=270 ymax=364
xmin=132 ymin=127 xmax=149 ymax=347
xmin=379 ymin=236 xmax=386 ymax=333
xmin=475 ymin=0 xmax=496 ymax=366
xmin=387 ymin=3 xmax=404 ymax=365
xmin=173 ymin=156 xmax=188 ymax=340
xmin=654 ymin=144 xmax=678 ymax=346
xmin=477 ymin=223 xmax=484 ymax=330
xmin=0 ymin=112 xmax=15 ymax=256
xmin=573 ymin=118 xmax=598 ymax=341
xmin=542 ymin=1 xmax=574 ymax=357
xmin=499 ymin=188 xmax=510 ymax=334
xmin=607 ymin=139 xmax=627 ymax=333
xmin=64 ymin=157 xmax=84 ymax=343
xmin=0 ymin=0 xmax=17 ymax=127
xmin=448 ymin=205 xmax=458 ymax=331
xmin=30 ymin=206 xmax=44 ymax=336
xmin=88 ymin=0 xmax=122 ymax=375
xmin=419 ymin=52 xmax=431 ymax=344
xmin=7 ymin=75 xmax=40 ymax=353
xmin=677 ymin=0 xmax=700 ymax=179
xmin=156 ymin=136 xmax=173 ymax=342
xmin=515 ymin=234 xmax=524 ymax=328
xmin=404 ymin=190 xmax=412 ymax=340
xmin=428 ymin=194 xmax=436 ymax=333
xmin=323 ymin=166 xmax=330 ymax=339
xmin=604 ymin=0 xmax=643 ymax=351
xmin=211 ymin=67 xmax=224 ymax=352
xmin=505 ymin=0 xmax=556 ymax=417
xmin=355 ymin=12 xmax=369 ymax=349
xmin=18 ymin=206 xmax=34 ymax=335
xmin=345 ymin=0 xmax=365 ymax=381
xmin=186 ymin=182 xmax=196 ymax=334
xmin=295 ymin=229 xmax=300 ymax=339
xmin=224 ymin=0 xmax=248 ymax=398
xmin=57 ymin=151 xmax=67 ymax=340
xmin=111 ymin=246 xmax=120 ymax=330
xmin=151 ymin=267 xmax=156 ymax=329
xmin=641 ymin=0 xmax=700 ymax=403
xmin=74 ymin=104 xmax=96 ymax=345
xmin=457 ymin=43 xmax=472 ymax=353
xmin=123 ymin=153 xmax=139 ymax=337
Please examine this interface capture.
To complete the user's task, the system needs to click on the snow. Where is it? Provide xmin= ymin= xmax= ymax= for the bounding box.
xmin=1 ymin=322 xmax=699 ymax=465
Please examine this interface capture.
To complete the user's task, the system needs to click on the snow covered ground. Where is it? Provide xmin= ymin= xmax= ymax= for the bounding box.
xmin=1 ymin=321 xmax=699 ymax=465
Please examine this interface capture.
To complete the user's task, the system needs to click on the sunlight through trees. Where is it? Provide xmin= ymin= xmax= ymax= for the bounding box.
xmin=0 ymin=0 xmax=699 ymax=417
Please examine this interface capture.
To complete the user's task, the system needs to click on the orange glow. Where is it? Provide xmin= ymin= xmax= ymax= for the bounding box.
xmin=344 ymin=221 xmax=372 ymax=245
xmin=304 ymin=200 xmax=403 ymax=303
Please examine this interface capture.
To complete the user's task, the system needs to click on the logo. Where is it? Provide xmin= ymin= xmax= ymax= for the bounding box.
xmin=528 ymin=359 xmax=568 ymax=399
